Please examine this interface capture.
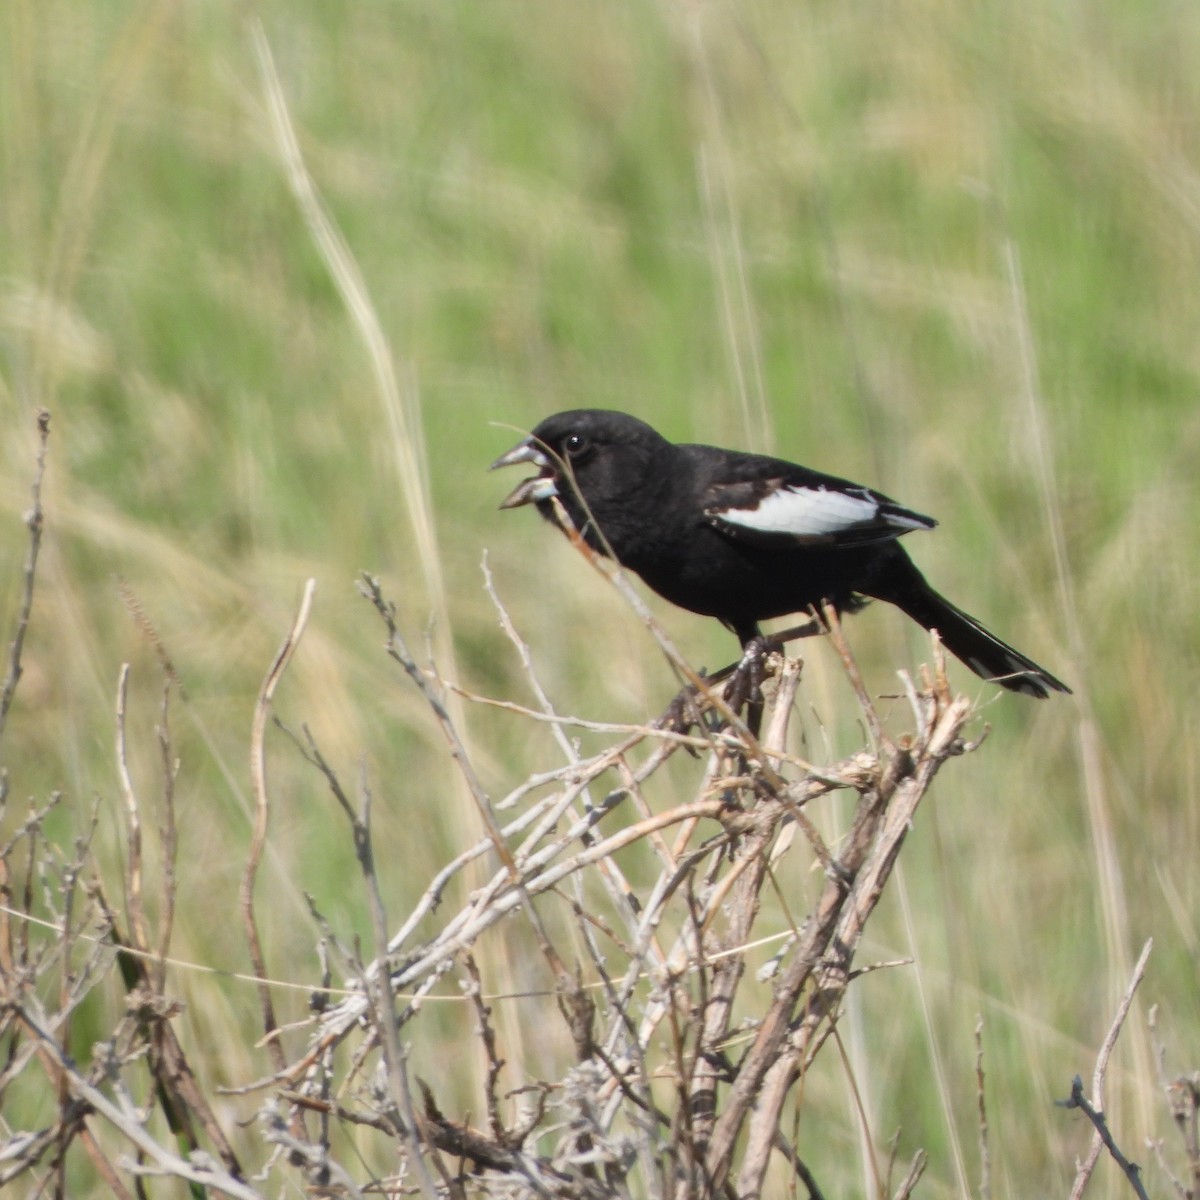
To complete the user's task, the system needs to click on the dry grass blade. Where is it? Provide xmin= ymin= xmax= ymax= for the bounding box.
xmin=976 ymin=1016 xmax=991 ymax=1200
xmin=242 ymin=578 xmax=316 ymax=1075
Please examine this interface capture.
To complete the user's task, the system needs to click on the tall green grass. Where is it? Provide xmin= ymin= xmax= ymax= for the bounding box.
xmin=3 ymin=1 xmax=1198 ymax=1193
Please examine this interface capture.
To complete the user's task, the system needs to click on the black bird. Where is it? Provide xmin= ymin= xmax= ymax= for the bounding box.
xmin=492 ymin=410 xmax=1070 ymax=698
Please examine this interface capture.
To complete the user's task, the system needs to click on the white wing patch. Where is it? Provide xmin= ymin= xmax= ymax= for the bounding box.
xmin=716 ymin=485 xmax=917 ymax=538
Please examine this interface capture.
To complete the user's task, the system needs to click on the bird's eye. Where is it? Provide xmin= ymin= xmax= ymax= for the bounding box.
xmin=564 ymin=433 xmax=590 ymax=457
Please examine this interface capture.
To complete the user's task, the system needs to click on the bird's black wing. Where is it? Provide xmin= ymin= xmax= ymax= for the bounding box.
xmin=692 ymin=453 xmax=937 ymax=549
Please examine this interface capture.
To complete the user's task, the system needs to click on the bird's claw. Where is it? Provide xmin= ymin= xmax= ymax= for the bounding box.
xmin=724 ymin=636 xmax=770 ymax=736
xmin=661 ymin=686 xmax=710 ymax=745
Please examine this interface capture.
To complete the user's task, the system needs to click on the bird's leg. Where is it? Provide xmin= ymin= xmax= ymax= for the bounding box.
xmin=659 ymin=639 xmax=769 ymax=739
xmin=704 ymin=616 xmax=823 ymax=689
xmin=762 ymin=615 xmax=823 ymax=648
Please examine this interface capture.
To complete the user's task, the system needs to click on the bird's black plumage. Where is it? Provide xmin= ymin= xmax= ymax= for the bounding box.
xmin=492 ymin=409 xmax=1070 ymax=698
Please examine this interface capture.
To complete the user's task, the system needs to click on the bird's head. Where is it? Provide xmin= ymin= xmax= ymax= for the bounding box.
xmin=490 ymin=410 xmax=667 ymax=517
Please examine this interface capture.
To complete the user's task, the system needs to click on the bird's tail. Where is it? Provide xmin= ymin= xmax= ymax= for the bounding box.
xmin=873 ymin=556 xmax=1071 ymax=699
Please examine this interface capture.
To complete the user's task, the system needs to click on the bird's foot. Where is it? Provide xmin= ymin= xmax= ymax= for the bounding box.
xmin=724 ymin=636 xmax=770 ymax=737
xmin=661 ymin=639 xmax=782 ymax=742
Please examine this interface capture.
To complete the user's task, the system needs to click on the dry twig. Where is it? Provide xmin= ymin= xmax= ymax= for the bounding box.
xmin=1062 ymin=937 xmax=1153 ymax=1200
xmin=0 ymin=408 xmax=50 ymax=745
xmin=1147 ymin=1005 xmax=1200 ymax=1199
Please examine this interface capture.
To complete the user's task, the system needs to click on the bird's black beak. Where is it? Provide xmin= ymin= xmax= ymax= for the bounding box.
xmin=490 ymin=438 xmax=559 ymax=510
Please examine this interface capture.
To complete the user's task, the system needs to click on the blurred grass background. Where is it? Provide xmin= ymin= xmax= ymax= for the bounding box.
xmin=2 ymin=0 xmax=1199 ymax=1194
